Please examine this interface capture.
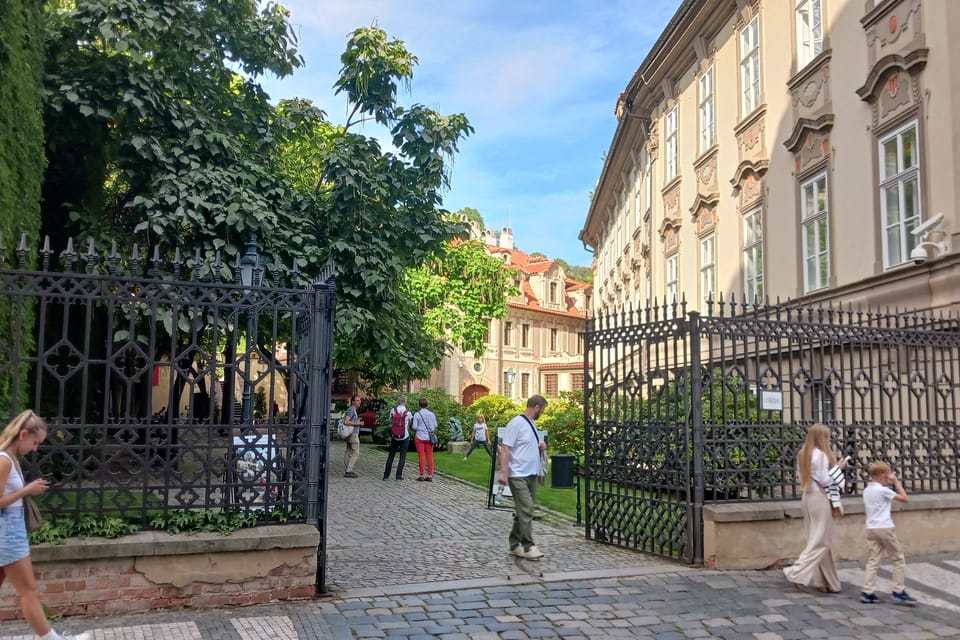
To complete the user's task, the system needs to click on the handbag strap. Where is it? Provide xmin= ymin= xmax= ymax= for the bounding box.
xmin=520 ymin=415 xmax=540 ymax=443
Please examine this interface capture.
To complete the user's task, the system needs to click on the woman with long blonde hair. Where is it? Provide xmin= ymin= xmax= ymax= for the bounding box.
xmin=783 ymin=423 xmax=850 ymax=593
xmin=0 ymin=410 xmax=89 ymax=640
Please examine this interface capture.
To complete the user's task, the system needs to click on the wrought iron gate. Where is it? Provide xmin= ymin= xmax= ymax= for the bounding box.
xmin=584 ymin=298 xmax=960 ymax=564
xmin=0 ymin=235 xmax=336 ymax=591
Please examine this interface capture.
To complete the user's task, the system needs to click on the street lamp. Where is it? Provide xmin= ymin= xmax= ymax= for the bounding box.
xmin=506 ymin=367 xmax=516 ymax=398
xmin=239 ymin=236 xmax=262 ymax=424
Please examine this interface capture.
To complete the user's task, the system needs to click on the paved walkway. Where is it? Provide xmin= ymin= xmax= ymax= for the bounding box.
xmin=0 ymin=440 xmax=957 ymax=639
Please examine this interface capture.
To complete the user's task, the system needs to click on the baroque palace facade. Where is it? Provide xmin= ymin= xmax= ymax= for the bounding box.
xmin=413 ymin=226 xmax=592 ymax=406
xmin=580 ymin=0 xmax=960 ymax=315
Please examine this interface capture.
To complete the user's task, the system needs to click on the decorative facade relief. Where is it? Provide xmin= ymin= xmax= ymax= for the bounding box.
xmin=784 ymin=114 xmax=834 ymax=176
xmin=695 ymin=206 xmax=718 ymax=236
xmin=737 ymin=171 xmax=765 ymax=211
xmin=646 ymin=119 xmax=659 ymax=160
xmin=863 ymin=0 xmax=925 ymax=67
xmin=694 ymin=148 xmax=719 ymax=196
xmin=788 ymin=54 xmax=832 ymax=124
xmin=663 ymin=182 xmax=681 ymax=223
xmin=857 ymin=1 xmax=927 ymax=130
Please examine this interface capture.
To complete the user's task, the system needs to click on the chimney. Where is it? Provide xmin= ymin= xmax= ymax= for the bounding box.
xmin=499 ymin=227 xmax=514 ymax=250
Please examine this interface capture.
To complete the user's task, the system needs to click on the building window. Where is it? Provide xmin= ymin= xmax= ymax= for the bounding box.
xmin=571 ymin=372 xmax=584 ymax=392
xmin=549 ymin=281 xmax=558 ymax=303
xmin=332 ymin=371 xmax=352 ymax=395
xmin=801 ymin=172 xmax=829 ymax=291
xmin=796 ymin=0 xmax=823 ymax=68
xmin=699 ymin=65 xmax=715 ymax=153
xmin=544 ymin=373 xmax=558 ymax=397
xmin=880 ymin=121 xmax=921 ymax=268
xmin=504 ymin=321 xmax=513 ymax=346
xmin=740 ymin=16 xmax=761 ymax=116
xmin=550 ymin=328 xmax=559 ymax=351
xmin=521 ymin=323 xmax=530 ymax=348
xmin=521 ymin=372 xmax=530 ymax=398
xmin=700 ymin=234 xmax=716 ymax=305
xmin=743 ymin=206 xmax=764 ymax=301
xmin=483 ymin=320 xmax=490 ymax=344
xmin=665 ymin=253 xmax=679 ymax=305
xmin=576 ymin=331 xmax=584 ymax=355
xmin=665 ymin=105 xmax=679 ymax=182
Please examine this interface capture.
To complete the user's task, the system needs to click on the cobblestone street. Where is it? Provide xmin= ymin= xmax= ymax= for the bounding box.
xmin=1 ymin=440 xmax=958 ymax=639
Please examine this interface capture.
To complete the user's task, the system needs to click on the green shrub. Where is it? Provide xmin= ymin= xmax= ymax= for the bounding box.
xmin=465 ymin=394 xmax=522 ymax=444
xmin=375 ymin=387 xmax=464 ymax=447
xmin=537 ymin=391 xmax=584 ymax=456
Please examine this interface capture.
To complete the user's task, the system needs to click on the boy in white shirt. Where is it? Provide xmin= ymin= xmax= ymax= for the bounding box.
xmin=860 ymin=461 xmax=917 ymax=606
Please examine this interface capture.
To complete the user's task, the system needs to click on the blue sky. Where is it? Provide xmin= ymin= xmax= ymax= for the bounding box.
xmin=259 ymin=0 xmax=679 ymax=267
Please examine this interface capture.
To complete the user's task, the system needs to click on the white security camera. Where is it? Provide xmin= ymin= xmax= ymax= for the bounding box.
xmin=911 ymin=212 xmax=944 ymax=237
xmin=910 ymin=245 xmax=929 ymax=265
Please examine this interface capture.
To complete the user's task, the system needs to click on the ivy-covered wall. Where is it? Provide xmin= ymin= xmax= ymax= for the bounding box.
xmin=0 ymin=0 xmax=44 ymax=412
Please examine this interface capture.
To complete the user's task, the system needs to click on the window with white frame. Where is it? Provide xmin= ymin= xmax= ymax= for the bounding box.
xmin=700 ymin=234 xmax=716 ymax=305
xmin=665 ymin=106 xmax=679 ymax=182
xmin=740 ymin=16 xmax=761 ymax=116
xmin=665 ymin=253 xmax=679 ymax=305
xmin=796 ymin=0 xmax=823 ymax=68
xmin=550 ymin=328 xmax=559 ymax=351
xmin=743 ymin=207 xmax=764 ymax=301
xmin=801 ymin=173 xmax=830 ymax=291
xmin=699 ymin=65 xmax=715 ymax=153
xmin=880 ymin=121 xmax=921 ymax=268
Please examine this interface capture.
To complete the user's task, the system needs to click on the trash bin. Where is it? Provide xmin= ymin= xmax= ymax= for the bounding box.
xmin=551 ymin=454 xmax=575 ymax=488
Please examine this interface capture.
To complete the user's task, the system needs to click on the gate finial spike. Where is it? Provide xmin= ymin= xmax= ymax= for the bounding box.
xmin=0 ymin=231 xmax=5 ymax=268
xmin=62 ymin=237 xmax=77 ymax=272
xmin=85 ymin=238 xmax=98 ymax=273
xmin=291 ymin=257 xmax=301 ymax=288
xmin=39 ymin=236 xmax=51 ymax=271
xmin=130 ymin=243 xmax=141 ymax=275
xmin=193 ymin=247 xmax=203 ymax=281
xmin=172 ymin=246 xmax=183 ymax=280
xmin=19 ymin=232 xmax=32 ymax=269
xmin=150 ymin=245 xmax=162 ymax=277
xmin=108 ymin=241 xmax=119 ymax=275
xmin=212 ymin=249 xmax=223 ymax=283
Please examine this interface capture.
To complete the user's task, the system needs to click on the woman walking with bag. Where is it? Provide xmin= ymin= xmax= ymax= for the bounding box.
xmin=783 ymin=423 xmax=850 ymax=593
xmin=412 ymin=398 xmax=438 ymax=482
xmin=1 ymin=410 xmax=90 ymax=640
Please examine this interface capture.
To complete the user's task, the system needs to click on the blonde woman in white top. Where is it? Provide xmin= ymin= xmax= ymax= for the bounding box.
xmin=0 ymin=410 xmax=90 ymax=640
xmin=783 ymin=423 xmax=849 ymax=593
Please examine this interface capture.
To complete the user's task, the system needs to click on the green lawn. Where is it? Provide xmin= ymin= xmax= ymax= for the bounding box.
xmin=431 ymin=449 xmax=582 ymax=519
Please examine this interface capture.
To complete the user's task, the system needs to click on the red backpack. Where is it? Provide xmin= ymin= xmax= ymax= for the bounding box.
xmin=390 ymin=408 xmax=408 ymax=438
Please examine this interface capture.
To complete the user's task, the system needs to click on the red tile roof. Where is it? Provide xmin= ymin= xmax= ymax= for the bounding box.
xmin=483 ymin=242 xmax=590 ymax=319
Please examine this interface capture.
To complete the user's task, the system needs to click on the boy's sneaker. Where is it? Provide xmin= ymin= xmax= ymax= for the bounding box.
xmin=891 ymin=591 xmax=918 ymax=606
xmin=860 ymin=592 xmax=878 ymax=604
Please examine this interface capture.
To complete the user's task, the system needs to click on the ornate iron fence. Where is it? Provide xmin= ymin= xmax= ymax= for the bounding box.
xmin=584 ymin=297 xmax=960 ymax=564
xmin=0 ymin=234 xmax=335 ymax=590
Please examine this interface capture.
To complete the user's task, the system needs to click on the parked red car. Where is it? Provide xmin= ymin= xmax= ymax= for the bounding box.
xmin=358 ymin=399 xmax=383 ymax=437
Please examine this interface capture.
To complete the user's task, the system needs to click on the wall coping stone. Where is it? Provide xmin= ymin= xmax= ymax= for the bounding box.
xmin=704 ymin=493 xmax=960 ymax=523
xmin=32 ymin=524 xmax=319 ymax=563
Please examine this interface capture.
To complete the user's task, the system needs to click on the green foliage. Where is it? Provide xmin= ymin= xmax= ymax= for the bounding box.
xmin=28 ymin=514 xmax=137 ymax=545
xmin=466 ymin=394 xmax=522 ymax=443
xmin=405 ymin=240 xmax=518 ymax=357
xmin=554 ymin=258 xmax=593 ymax=285
xmin=254 ymin=387 xmax=267 ymax=418
xmin=150 ymin=509 xmax=260 ymax=535
xmin=456 ymin=207 xmax=484 ymax=229
xmin=374 ymin=387 xmax=464 ymax=447
xmin=0 ymin=0 xmax=44 ymax=412
xmin=537 ymin=391 xmax=585 ymax=456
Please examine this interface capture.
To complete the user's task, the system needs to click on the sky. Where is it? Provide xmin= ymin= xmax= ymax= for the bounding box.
xmin=258 ymin=0 xmax=680 ymax=267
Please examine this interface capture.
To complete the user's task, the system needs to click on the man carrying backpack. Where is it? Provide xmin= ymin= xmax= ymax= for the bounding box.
xmin=383 ymin=395 xmax=412 ymax=481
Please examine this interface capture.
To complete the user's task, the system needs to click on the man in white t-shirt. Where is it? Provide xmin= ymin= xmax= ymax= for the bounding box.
xmin=497 ymin=395 xmax=548 ymax=560
xmin=860 ymin=461 xmax=917 ymax=606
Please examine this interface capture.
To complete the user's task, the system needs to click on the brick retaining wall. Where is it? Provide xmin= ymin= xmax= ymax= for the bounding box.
xmin=0 ymin=524 xmax=319 ymax=619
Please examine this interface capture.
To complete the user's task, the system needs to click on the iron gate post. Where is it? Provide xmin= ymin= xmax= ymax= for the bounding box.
xmin=581 ymin=314 xmax=593 ymax=539
xmin=688 ymin=311 xmax=705 ymax=565
xmin=305 ymin=274 xmax=336 ymax=595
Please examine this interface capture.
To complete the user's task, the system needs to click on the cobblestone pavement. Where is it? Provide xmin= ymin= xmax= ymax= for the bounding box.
xmin=0 ymin=441 xmax=957 ymax=639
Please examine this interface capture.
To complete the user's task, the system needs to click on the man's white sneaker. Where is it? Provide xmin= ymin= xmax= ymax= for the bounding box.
xmin=509 ymin=545 xmax=525 ymax=557
xmin=524 ymin=545 xmax=544 ymax=559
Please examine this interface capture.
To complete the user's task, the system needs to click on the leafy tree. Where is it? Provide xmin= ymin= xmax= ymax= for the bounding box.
xmin=554 ymin=258 xmax=593 ymax=285
xmin=41 ymin=2 xmax=480 ymax=390
xmin=404 ymin=240 xmax=517 ymax=357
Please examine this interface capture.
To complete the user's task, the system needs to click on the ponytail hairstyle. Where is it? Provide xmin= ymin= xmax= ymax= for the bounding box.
xmin=796 ymin=423 xmax=837 ymax=489
xmin=0 ymin=410 xmax=48 ymax=452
